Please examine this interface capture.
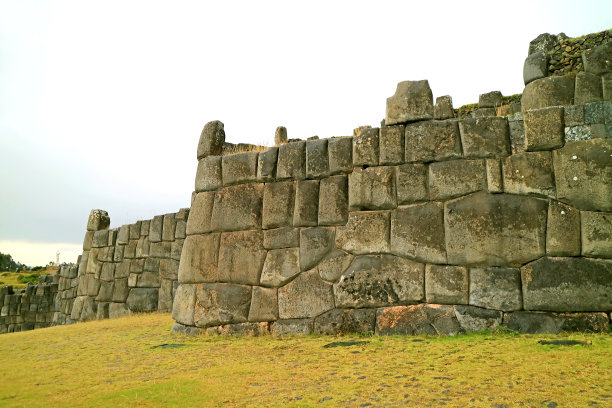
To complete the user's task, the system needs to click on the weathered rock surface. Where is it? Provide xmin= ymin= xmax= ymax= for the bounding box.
xmin=521 ymin=76 xmax=574 ymax=111
xmin=376 ymin=304 xmax=463 ymax=336
xmin=318 ymin=175 xmax=348 ymax=225
xmin=210 ymin=183 xmax=264 ymax=231
xmin=262 ymin=181 xmax=295 ymax=229
xmin=523 ymin=106 xmax=565 ymax=151
xmin=260 ymin=248 xmax=300 ymax=287
xmin=503 ymin=311 xmax=609 ymax=334
xmin=337 ymin=211 xmax=390 ymax=254
xmin=523 ymin=51 xmax=548 ymax=85
xmin=194 ymin=283 xmax=251 ymax=327
xmin=396 ymin=163 xmax=428 ymax=204
xmin=126 ymin=288 xmax=158 ymax=312
xmin=222 ymin=152 xmax=258 ymax=185
xmin=428 ymin=159 xmax=486 ymax=200
xmin=218 ymin=230 xmax=266 ymax=285
xmin=581 ymin=211 xmax=612 ymax=257
xmin=404 ymin=120 xmax=462 ymax=163
xmin=317 ymin=250 xmax=353 ymax=283
xmin=425 ymin=265 xmax=468 ymax=305
xmin=248 ymin=286 xmax=278 ymax=322
xmin=172 ymin=284 xmax=196 ymax=326
xmin=379 ymin=126 xmax=404 ymax=164
xmin=300 ymin=227 xmax=334 ymax=271
xmin=386 ymin=80 xmax=434 ymax=125
xmin=313 ymin=308 xmax=376 ymax=335
xmin=582 ymin=41 xmax=612 ymax=75
xmin=454 ymin=305 xmax=502 ymax=332
xmin=390 ymin=202 xmax=445 ymax=264
xmin=546 ymin=201 xmax=581 ymax=256
xmin=197 ymin=120 xmax=225 ymax=159
xmin=502 ymin=151 xmax=555 ymax=197
xmin=459 ymin=117 xmax=511 ymax=159
xmin=328 ymin=137 xmax=352 ymax=174
xmin=352 ymin=128 xmax=379 ymax=166
xmin=178 ymin=233 xmax=220 ymax=283
xmin=469 ymin=267 xmax=522 ymax=311
xmin=278 ymin=270 xmax=334 ymax=319
xmin=349 ymin=166 xmax=397 ymax=210
xmin=277 ymin=141 xmax=306 ymax=180
xmin=87 ymin=209 xmax=110 ymax=231
xmin=306 ymin=139 xmax=329 ymax=178
xmin=293 ymin=180 xmax=319 ymax=227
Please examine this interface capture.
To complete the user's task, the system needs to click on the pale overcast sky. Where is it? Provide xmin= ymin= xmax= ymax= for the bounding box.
xmin=1 ymin=0 xmax=610 ymax=266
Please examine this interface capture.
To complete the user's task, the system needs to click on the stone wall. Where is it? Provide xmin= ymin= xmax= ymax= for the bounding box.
xmin=52 ymin=208 xmax=189 ymax=325
xmin=0 ymin=275 xmax=59 ymax=333
xmin=171 ymin=75 xmax=612 ymax=336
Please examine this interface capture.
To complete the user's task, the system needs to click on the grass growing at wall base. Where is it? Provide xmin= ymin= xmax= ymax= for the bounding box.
xmin=0 ymin=313 xmax=610 ymax=407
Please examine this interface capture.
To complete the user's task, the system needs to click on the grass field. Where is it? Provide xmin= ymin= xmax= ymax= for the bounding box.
xmin=0 ymin=313 xmax=610 ymax=407
xmin=0 ymin=267 xmax=57 ymax=289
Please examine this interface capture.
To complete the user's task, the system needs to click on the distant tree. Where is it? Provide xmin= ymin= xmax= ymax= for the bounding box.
xmin=0 ymin=252 xmax=28 ymax=272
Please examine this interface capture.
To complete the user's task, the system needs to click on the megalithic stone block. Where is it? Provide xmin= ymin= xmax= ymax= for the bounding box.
xmin=86 ymin=209 xmax=110 ymax=231
xmin=521 ymin=76 xmax=574 ymax=111
xmin=197 ymin=120 xmax=225 ymax=159
xmin=385 ymin=80 xmax=434 ymax=125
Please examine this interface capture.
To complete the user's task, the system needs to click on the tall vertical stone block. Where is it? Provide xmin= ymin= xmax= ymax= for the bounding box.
xmin=523 ymin=106 xmax=565 ymax=151
xmin=352 ymin=128 xmax=379 ymax=167
xmin=348 ymin=166 xmax=397 ymax=210
xmin=293 ymin=180 xmax=319 ymax=227
xmin=262 ymin=181 xmax=295 ymax=229
xmin=379 ymin=125 xmax=405 ymax=165
xmin=277 ymin=141 xmax=306 ymax=180
xmin=197 ymin=120 xmax=225 ymax=159
xmin=328 ymin=137 xmax=352 ymax=174
xmin=318 ymin=175 xmax=348 ymax=226
xmin=218 ymin=230 xmax=266 ymax=285
xmin=306 ymin=139 xmax=329 ymax=178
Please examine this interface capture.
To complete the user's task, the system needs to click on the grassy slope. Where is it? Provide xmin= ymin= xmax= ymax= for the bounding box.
xmin=0 ymin=267 xmax=57 ymax=289
xmin=0 ymin=313 xmax=610 ymax=407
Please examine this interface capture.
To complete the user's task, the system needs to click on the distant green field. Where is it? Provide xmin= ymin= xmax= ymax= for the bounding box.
xmin=0 ymin=313 xmax=610 ymax=407
xmin=0 ymin=268 xmax=56 ymax=289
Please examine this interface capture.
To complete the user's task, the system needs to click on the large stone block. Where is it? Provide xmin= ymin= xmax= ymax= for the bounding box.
xmin=379 ymin=125 xmax=404 ymax=165
xmin=385 ymin=80 xmax=433 ymax=125
xmin=178 ymin=233 xmax=220 ymax=283
xmin=459 ymin=117 xmax=511 ymax=159
xmin=195 ymin=156 xmax=222 ymax=192
xmin=137 ymin=271 xmax=160 ymax=288
xmin=508 ymin=113 xmax=525 ymax=153
xmin=523 ymin=51 xmax=547 ymax=85
xmin=527 ymin=33 xmax=557 ymax=55
xmin=553 ymin=139 xmax=612 ymax=211
xmin=523 ymin=106 xmax=564 ymax=151
xmin=390 ymin=202 xmax=445 ymax=264
xmin=425 ymin=265 xmax=468 ymax=305
xmin=300 ymin=227 xmax=334 ymax=271
xmin=162 ymin=214 xmax=177 ymax=241
xmin=404 ymin=120 xmax=462 ymax=163
xmin=129 ymin=221 xmax=141 ymax=240
xmin=149 ymin=241 xmax=170 ymax=258
xmin=469 ymin=267 xmax=522 ymax=311
xmin=278 ymin=269 xmax=334 ymax=319
xmin=263 ymin=227 xmax=300 ymax=250
xmin=126 ymin=288 xmax=158 ymax=312
xmin=306 ymin=139 xmax=329 ymax=178
xmin=522 ymin=257 xmax=612 ymax=311
xmin=433 ymin=95 xmax=454 ymax=120
xmin=194 ymin=283 xmax=251 ymax=327
xmin=218 ymin=230 xmax=266 ymax=285
xmin=197 ymin=120 xmax=225 ymax=159
xmin=582 ymin=41 xmax=612 ymax=75
xmin=575 ymin=71 xmax=603 ymax=105
xmin=92 ymin=230 xmax=109 ymax=248
xmin=157 ymin=279 xmax=174 ymax=312
xmin=318 ymin=175 xmax=348 ymax=225
xmin=109 ymin=303 xmax=131 ymax=319
xmin=328 ymin=137 xmax=352 ymax=174
xmin=248 ymin=286 xmax=278 ymax=322
xmin=581 ymin=211 xmax=612 ymax=257
xmin=270 ymin=319 xmax=313 ymax=335
xmin=95 ymin=281 xmax=114 ymax=302
xmin=313 ymin=308 xmax=376 ymax=335
xmin=257 ymin=147 xmax=278 ymax=182
xmin=396 ymin=163 xmax=428 ymax=204
xmin=293 ymin=180 xmax=319 ymax=227
xmin=485 ymin=159 xmax=503 ymax=193
xmin=148 ymin=215 xmax=163 ymax=243
xmin=502 ymin=151 xmax=555 ymax=197
xmin=117 ymin=225 xmax=130 ymax=244
xmin=352 ymin=128 xmax=379 ymax=166
xmin=334 ymin=255 xmax=424 ymax=308
xmin=375 ymin=304 xmax=462 ymax=336
xmin=82 ymin=231 xmax=94 ymax=251
xmin=87 ymin=209 xmax=110 ymax=231
xmin=546 ymin=200 xmax=581 ymax=256
xmin=259 ymin=248 xmax=300 ymax=288
xmin=317 ymin=249 xmax=353 ymax=283
xmin=210 ymin=183 xmax=264 ymax=231
xmin=186 ymin=191 xmax=215 ymax=235
xmin=159 ymin=258 xmax=179 ymax=280
xmin=454 ymin=305 xmax=502 ymax=333
xmin=337 ymin=211 xmax=390 ymax=254
xmin=171 ymin=283 xmax=196 ymax=326
xmin=262 ymin=181 xmax=295 ymax=229
xmin=222 ymin=151 xmax=258 ymax=185
xmin=445 ymin=192 xmax=547 ymax=266
xmin=428 ymin=159 xmax=486 ymax=200
xmin=112 ymin=278 xmax=129 ymax=302
xmin=521 ymin=76 xmax=575 ymax=111
xmin=275 ymin=126 xmax=287 ymax=146
xmin=348 ymin=166 xmax=397 ymax=210
xmin=277 ymin=141 xmax=306 ymax=180
xmin=503 ymin=311 xmax=610 ymax=334
xmin=479 ymin=91 xmax=502 ymax=108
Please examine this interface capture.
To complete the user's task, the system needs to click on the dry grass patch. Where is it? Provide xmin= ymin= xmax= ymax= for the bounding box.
xmin=0 ymin=313 xmax=610 ymax=407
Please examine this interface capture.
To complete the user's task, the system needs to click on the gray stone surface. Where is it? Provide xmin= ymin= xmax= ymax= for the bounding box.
xmin=469 ymin=267 xmax=522 ymax=311
xmin=528 ymin=33 xmax=557 ymax=55
xmin=126 ymin=288 xmax=158 ymax=312
xmin=508 ymin=113 xmax=525 ymax=153
xmin=375 ymin=304 xmax=462 ymax=336
xmin=379 ymin=125 xmax=405 ymax=165
xmin=502 ymin=151 xmax=555 ymax=197
xmin=210 ymin=183 xmax=264 ymax=231
xmin=575 ymin=71 xmax=603 ymax=105
xmin=479 ymin=91 xmax=502 ymax=108
xmin=171 ymin=322 xmax=202 ymax=336
xmin=564 ymin=105 xmax=585 ymax=126
xmin=503 ymin=311 xmax=610 ymax=334
xmin=425 ymin=265 xmax=468 ymax=305
xmin=87 ymin=209 xmax=110 ymax=231
xmin=523 ymin=106 xmax=565 ymax=151
xmin=92 ymin=230 xmax=109 ymax=248
xmin=385 ymin=80 xmax=434 ymax=125
xmin=197 ymin=120 xmax=225 ymax=159
xmin=553 ymin=138 xmax=612 ymax=212
xmin=82 ymin=231 xmax=94 ymax=251
xmin=108 ymin=302 xmax=131 ymax=319
xmin=317 ymin=250 xmax=353 ymax=283
xmin=257 ymin=147 xmax=278 ymax=182
xmin=485 ymin=159 xmax=503 ymax=193
xmin=404 ymin=120 xmax=462 ymax=163
xmin=318 ymin=175 xmax=348 ymax=225
xmin=584 ymin=101 xmax=608 ymax=124
xmin=348 ymin=166 xmax=397 ymax=210
xmin=222 ymin=151 xmax=258 ymax=185
xmin=171 ymin=283 xmax=196 ymax=326
xmin=278 ymin=270 xmax=334 ymax=319
xmin=459 ymin=117 xmax=511 ymax=158
xmin=117 ymin=226 xmax=129 ymax=244
xmin=248 ymin=286 xmax=278 ymax=322
xmin=334 ymin=255 xmax=424 ymax=308
xmin=277 ymin=141 xmax=306 ymax=180
xmin=581 ymin=211 xmax=612 ymax=257
xmin=263 ymin=227 xmax=300 ymax=250
xmin=270 ymin=319 xmax=313 ymax=335
xmin=208 ymin=322 xmax=270 ymax=336
xmin=521 ymin=257 xmax=612 ymax=311
xmin=521 ymin=76 xmax=575 ymax=111
xmin=396 ymin=163 xmax=428 ymax=204
xmin=328 ymin=137 xmax=352 ymax=174
xmin=454 ymin=305 xmax=502 ymax=333
xmin=428 ymin=159 xmax=486 ymax=200
xmin=275 ymin=126 xmax=288 ymax=146
xmin=195 ymin=156 xmax=222 ymax=192
xmin=293 ymin=180 xmax=319 ymax=227
xmin=218 ymin=230 xmax=266 ymax=285
xmin=186 ymin=192 xmax=214 ymax=235
xmin=300 ymin=227 xmax=334 ymax=271
xmin=445 ymin=192 xmax=547 ymax=266
xmin=434 ymin=95 xmax=454 ymax=120
xmin=352 ymin=128 xmax=379 ymax=166
xmin=546 ymin=200 xmax=581 ymax=256
xmin=148 ymin=215 xmax=163 ymax=243
xmin=523 ymin=51 xmax=548 ymax=85
xmin=262 ymin=181 xmax=295 ymax=229
xmin=337 ymin=211 xmax=390 ymax=254
xmin=260 ymin=248 xmax=300 ymax=287
xmin=390 ymin=202 xmax=446 ymax=264
xmin=178 ymin=233 xmax=220 ymax=283
xmin=604 ymin=73 xmax=612 ymax=101
xmin=194 ymin=283 xmax=251 ymax=327
xmin=306 ymin=139 xmax=329 ymax=178
xmin=582 ymin=41 xmax=612 ymax=75
xmin=313 ymin=308 xmax=376 ymax=335
xmin=162 ymin=214 xmax=177 ymax=241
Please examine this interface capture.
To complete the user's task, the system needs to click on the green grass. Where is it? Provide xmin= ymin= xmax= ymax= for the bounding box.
xmin=0 ymin=313 xmax=610 ymax=407
xmin=0 ymin=267 xmax=56 ymax=289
